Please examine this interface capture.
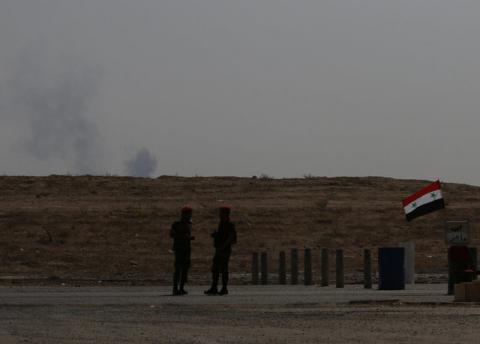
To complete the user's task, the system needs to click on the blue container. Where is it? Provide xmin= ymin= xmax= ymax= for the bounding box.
xmin=378 ymin=247 xmax=405 ymax=290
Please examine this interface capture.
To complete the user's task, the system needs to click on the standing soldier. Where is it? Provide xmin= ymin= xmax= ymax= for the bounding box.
xmin=205 ymin=206 xmax=237 ymax=295
xmin=170 ymin=206 xmax=195 ymax=296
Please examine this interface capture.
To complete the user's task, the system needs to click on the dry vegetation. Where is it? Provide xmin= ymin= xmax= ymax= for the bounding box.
xmin=0 ymin=175 xmax=479 ymax=282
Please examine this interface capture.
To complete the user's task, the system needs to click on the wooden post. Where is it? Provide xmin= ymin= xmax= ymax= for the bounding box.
xmin=304 ymin=248 xmax=312 ymax=285
xmin=252 ymin=253 xmax=259 ymax=285
xmin=364 ymin=249 xmax=372 ymax=289
xmin=279 ymin=251 xmax=286 ymax=285
xmin=261 ymin=252 xmax=268 ymax=285
xmin=336 ymin=249 xmax=344 ymax=288
xmin=321 ymin=248 xmax=329 ymax=287
xmin=291 ymin=249 xmax=298 ymax=285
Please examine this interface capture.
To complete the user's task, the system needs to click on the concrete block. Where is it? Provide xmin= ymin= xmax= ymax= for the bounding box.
xmin=466 ymin=282 xmax=480 ymax=302
xmin=399 ymin=242 xmax=415 ymax=284
xmin=455 ymin=283 xmax=467 ymax=302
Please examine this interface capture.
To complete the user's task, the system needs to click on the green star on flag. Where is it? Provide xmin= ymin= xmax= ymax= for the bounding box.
xmin=402 ymin=180 xmax=445 ymax=221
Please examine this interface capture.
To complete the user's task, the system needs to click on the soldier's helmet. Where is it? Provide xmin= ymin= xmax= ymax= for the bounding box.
xmin=181 ymin=206 xmax=193 ymax=214
xmin=219 ymin=206 xmax=231 ymax=215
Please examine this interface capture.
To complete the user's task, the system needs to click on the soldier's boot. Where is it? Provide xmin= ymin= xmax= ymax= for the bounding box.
xmin=179 ymin=270 xmax=188 ymax=295
xmin=173 ymin=267 xmax=181 ymax=294
xmin=204 ymin=287 xmax=217 ymax=295
xmin=204 ymin=272 xmax=219 ymax=295
xmin=218 ymin=272 xmax=229 ymax=295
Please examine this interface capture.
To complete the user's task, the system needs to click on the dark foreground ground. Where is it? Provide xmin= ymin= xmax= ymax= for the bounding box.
xmin=1 ymin=284 xmax=480 ymax=343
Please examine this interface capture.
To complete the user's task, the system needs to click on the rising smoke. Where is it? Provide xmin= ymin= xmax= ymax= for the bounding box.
xmin=6 ymin=48 xmax=102 ymax=174
xmin=125 ymin=148 xmax=158 ymax=177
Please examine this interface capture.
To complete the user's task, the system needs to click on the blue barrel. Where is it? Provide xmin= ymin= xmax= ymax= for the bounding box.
xmin=378 ymin=247 xmax=405 ymax=290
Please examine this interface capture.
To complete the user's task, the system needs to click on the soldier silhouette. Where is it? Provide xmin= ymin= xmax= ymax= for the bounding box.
xmin=205 ymin=206 xmax=237 ymax=295
xmin=170 ymin=206 xmax=195 ymax=295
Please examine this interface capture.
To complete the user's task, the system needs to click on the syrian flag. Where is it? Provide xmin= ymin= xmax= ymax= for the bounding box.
xmin=402 ymin=180 xmax=445 ymax=221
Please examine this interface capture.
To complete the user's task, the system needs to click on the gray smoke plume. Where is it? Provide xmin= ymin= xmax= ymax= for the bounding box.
xmin=7 ymin=49 xmax=102 ymax=174
xmin=125 ymin=148 xmax=158 ymax=177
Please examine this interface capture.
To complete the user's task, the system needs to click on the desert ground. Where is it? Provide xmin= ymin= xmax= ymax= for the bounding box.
xmin=1 ymin=176 xmax=480 ymax=343
xmin=1 ymin=175 xmax=479 ymax=283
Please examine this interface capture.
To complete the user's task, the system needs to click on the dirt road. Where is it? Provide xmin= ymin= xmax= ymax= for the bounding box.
xmin=1 ymin=284 xmax=479 ymax=343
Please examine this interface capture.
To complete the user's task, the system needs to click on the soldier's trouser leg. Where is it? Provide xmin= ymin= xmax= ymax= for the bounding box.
xmin=221 ymin=271 xmax=229 ymax=289
xmin=211 ymin=272 xmax=220 ymax=290
xmin=175 ymin=249 xmax=190 ymax=290
xmin=173 ymin=267 xmax=180 ymax=289
xmin=180 ymin=265 xmax=188 ymax=290
xmin=220 ymin=251 xmax=230 ymax=290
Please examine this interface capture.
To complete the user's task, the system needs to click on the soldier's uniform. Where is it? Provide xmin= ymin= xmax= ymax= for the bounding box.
xmin=170 ymin=208 xmax=193 ymax=295
xmin=205 ymin=207 xmax=236 ymax=295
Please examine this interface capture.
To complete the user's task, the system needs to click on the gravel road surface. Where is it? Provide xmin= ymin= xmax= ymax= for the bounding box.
xmin=1 ymin=284 xmax=479 ymax=343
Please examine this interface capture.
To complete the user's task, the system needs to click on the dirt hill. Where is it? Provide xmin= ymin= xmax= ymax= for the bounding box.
xmin=0 ymin=175 xmax=479 ymax=284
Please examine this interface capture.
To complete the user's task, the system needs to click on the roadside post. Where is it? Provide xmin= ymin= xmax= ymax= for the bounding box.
xmin=291 ymin=249 xmax=299 ymax=285
xmin=304 ymin=248 xmax=312 ymax=286
xmin=321 ymin=248 xmax=329 ymax=287
xmin=261 ymin=252 xmax=268 ymax=285
xmin=252 ymin=253 xmax=259 ymax=285
xmin=279 ymin=251 xmax=286 ymax=285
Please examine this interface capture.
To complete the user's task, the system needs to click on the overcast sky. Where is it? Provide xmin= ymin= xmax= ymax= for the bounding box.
xmin=1 ymin=1 xmax=480 ymax=184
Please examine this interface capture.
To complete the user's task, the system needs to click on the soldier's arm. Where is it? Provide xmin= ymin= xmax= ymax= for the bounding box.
xmin=218 ymin=224 xmax=236 ymax=250
xmin=187 ymin=225 xmax=194 ymax=240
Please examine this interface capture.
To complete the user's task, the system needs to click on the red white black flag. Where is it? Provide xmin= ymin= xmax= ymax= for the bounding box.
xmin=402 ymin=180 xmax=445 ymax=221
